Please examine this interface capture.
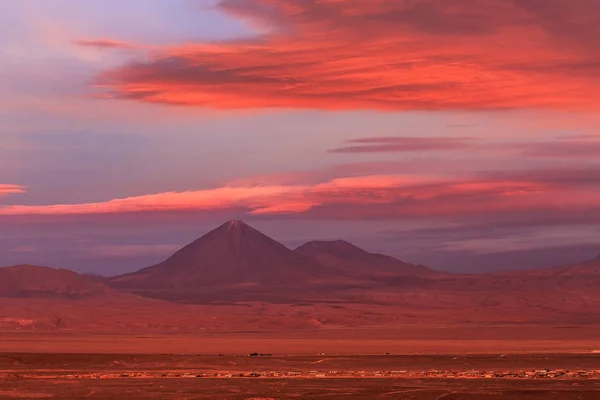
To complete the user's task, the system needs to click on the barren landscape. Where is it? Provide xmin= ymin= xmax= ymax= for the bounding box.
xmin=5 ymin=0 xmax=600 ymax=397
xmin=1 ymin=221 xmax=600 ymax=398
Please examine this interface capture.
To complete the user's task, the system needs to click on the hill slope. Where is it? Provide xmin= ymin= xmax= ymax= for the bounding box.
xmin=295 ymin=240 xmax=436 ymax=277
xmin=0 ymin=265 xmax=110 ymax=299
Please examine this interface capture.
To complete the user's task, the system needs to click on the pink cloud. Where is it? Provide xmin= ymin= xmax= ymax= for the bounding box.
xmin=0 ymin=186 xmax=302 ymax=216
xmin=1 ymin=174 xmax=597 ymax=221
xmin=9 ymin=245 xmax=37 ymax=254
xmin=327 ymin=135 xmax=600 ymax=158
xmin=0 ymin=185 xmax=25 ymax=197
xmin=514 ymin=138 xmax=600 ymax=158
xmin=329 ymin=137 xmax=475 ymax=153
xmin=74 ymin=39 xmax=135 ymax=50
xmin=94 ymin=0 xmax=600 ymax=111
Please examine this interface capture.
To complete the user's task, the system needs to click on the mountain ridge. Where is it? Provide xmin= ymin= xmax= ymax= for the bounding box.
xmin=2 ymin=222 xmax=600 ymax=329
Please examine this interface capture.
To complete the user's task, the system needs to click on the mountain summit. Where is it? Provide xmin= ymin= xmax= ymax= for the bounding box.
xmin=109 ymin=220 xmax=324 ymax=291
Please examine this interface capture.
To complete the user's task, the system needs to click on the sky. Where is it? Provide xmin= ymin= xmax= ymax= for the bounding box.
xmin=2 ymin=0 xmax=600 ymax=275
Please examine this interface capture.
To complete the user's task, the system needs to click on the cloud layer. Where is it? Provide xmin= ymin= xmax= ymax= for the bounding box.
xmin=75 ymin=39 xmax=135 ymax=50
xmin=328 ymin=135 xmax=600 ymax=158
xmin=0 ymin=185 xmax=25 ymax=197
xmin=95 ymin=0 xmax=600 ymax=110
xmin=1 ymin=171 xmax=598 ymax=220
xmin=329 ymin=137 xmax=475 ymax=153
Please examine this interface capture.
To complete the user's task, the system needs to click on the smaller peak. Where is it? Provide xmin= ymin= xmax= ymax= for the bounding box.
xmin=320 ymin=239 xmax=359 ymax=248
xmin=299 ymin=239 xmax=363 ymax=252
xmin=306 ymin=239 xmax=350 ymax=245
xmin=333 ymin=239 xmax=353 ymax=245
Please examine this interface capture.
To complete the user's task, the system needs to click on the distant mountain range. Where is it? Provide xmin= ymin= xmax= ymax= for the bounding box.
xmin=107 ymin=220 xmax=440 ymax=302
xmin=1 ymin=220 xmax=599 ymax=331
xmin=109 ymin=220 xmax=324 ymax=289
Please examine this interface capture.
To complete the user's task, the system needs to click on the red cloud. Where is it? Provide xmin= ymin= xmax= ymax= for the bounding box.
xmin=95 ymin=0 xmax=600 ymax=110
xmin=0 ymin=174 xmax=597 ymax=220
xmin=328 ymin=135 xmax=600 ymax=157
xmin=514 ymin=139 xmax=600 ymax=158
xmin=329 ymin=137 xmax=475 ymax=153
xmin=0 ymin=184 xmax=25 ymax=197
xmin=75 ymin=39 xmax=135 ymax=50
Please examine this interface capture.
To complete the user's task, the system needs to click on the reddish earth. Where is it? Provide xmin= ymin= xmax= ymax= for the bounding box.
xmin=2 ymin=376 xmax=600 ymax=400
xmin=2 ymin=325 xmax=600 ymax=354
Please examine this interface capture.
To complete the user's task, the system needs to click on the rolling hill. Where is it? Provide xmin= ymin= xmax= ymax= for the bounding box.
xmin=0 ymin=265 xmax=110 ymax=299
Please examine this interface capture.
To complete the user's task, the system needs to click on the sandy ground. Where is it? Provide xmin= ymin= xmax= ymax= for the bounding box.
xmin=1 ymin=325 xmax=600 ymax=355
xmin=2 ymin=353 xmax=600 ymax=374
xmin=2 ymin=378 xmax=600 ymax=400
xmin=1 ymin=345 xmax=599 ymax=399
xmin=2 ymin=353 xmax=600 ymax=400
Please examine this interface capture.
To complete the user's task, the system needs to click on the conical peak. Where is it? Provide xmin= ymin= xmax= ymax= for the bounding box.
xmin=213 ymin=219 xmax=253 ymax=233
xmin=201 ymin=220 xmax=260 ymax=245
xmin=227 ymin=219 xmax=259 ymax=234
xmin=225 ymin=219 xmax=248 ymax=228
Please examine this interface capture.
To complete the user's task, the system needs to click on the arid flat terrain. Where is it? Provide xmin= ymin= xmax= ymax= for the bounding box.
xmin=1 ymin=353 xmax=600 ymax=399
xmin=2 ymin=325 xmax=600 ymax=355
xmin=3 ymin=376 xmax=600 ymax=400
xmin=2 ymin=337 xmax=598 ymax=356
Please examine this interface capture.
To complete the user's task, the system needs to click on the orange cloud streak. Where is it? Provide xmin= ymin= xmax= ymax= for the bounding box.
xmin=95 ymin=0 xmax=600 ymax=110
xmin=75 ymin=39 xmax=135 ymax=50
xmin=0 ymin=185 xmax=25 ymax=197
xmin=0 ymin=175 xmax=596 ymax=219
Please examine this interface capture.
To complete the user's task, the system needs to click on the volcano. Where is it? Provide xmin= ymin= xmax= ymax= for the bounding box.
xmin=109 ymin=220 xmax=325 ymax=292
xmin=295 ymin=240 xmax=436 ymax=278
